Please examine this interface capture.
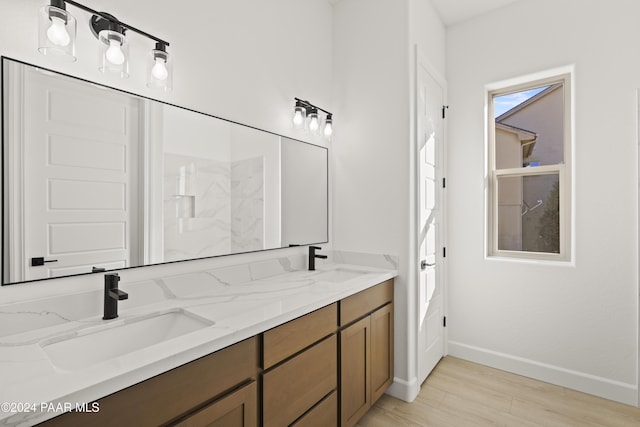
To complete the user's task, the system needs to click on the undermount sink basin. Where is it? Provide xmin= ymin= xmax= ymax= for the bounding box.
xmin=313 ymin=268 xmax=370 ymax=283
xmin=41 ymin=310 xmax=213 ymax=371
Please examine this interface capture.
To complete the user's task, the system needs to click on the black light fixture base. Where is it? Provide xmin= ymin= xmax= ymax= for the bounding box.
xmin=90 ymin=12 xmax=125 ymax=39
xmin=50 ymin=0 xmax=66 ymax=10
xmin=47 ymin=0 xmax=68 ymax=23
xmin=293 ymin=97 xmax=332 ymax=116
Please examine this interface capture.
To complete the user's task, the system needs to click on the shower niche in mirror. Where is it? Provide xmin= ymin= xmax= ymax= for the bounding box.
xmin=1 ymin=57 xmax=328 ymax=285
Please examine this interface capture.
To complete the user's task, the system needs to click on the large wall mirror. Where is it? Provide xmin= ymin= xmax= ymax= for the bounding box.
xmin=1 ymin=57 xmax=328 ymax=285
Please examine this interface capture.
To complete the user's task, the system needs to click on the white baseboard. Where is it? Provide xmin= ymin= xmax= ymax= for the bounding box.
xmin=448 ymin=341 xmax=639 ymax=407
xmin=386 ymin=376 xmax=420 ymax=402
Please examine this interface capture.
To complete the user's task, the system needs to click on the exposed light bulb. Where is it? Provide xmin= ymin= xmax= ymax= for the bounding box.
xmin=105 ymin=40 xmax=125 ymax=65
xmin=293 ymin=110 xmax=304 ymax=126
xmin=151 ymin=57 xmax=168 ymax=80
xmin=309 ymin=115 xmax=319 ymax=132
xmin=46 ymin=17 xmax=70 ymax=47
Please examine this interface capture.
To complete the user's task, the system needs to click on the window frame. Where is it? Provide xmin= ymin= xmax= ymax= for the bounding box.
xmin=487 ymin=71 xmax=572 ymax=262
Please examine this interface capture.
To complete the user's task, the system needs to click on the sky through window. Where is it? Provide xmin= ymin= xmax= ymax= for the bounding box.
xmin=494 ymin=86 xmax=548 ymax=117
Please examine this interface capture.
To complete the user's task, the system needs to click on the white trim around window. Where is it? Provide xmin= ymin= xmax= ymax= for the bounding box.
xmin=486 ymin=69 xmax=573 ymax=262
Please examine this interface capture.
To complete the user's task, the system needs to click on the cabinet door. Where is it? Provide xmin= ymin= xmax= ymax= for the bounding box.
xmin=340 ymin=316 xmax=370 ymax=427
xmin=172 ymin=381 xmax=257 ymax=427
xmin=371 ymin=303 xmax=394 ymax=403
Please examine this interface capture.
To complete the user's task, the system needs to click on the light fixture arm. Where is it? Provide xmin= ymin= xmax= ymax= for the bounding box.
xmin=294 ymin=97 xmax=332 ymax=117
xmin=62 ymin=0 xmax=170 ymax=46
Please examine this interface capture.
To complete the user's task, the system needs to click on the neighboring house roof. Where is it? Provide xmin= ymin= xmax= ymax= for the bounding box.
xmin=495 ymin=122 xmax=537 ymax=158
xmin=495 ymin=83 xmax=562 ymax=122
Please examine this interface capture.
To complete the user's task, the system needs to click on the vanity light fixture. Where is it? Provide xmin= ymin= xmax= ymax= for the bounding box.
xmin=292 ymin=98 xmax=334 ymax=140
xmin=37 ymin=0 xmax=172 ymax=89
xmin=38 ymin=0 xmax=77 ymax=61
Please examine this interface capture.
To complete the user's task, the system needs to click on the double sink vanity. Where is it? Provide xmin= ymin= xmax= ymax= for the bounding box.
xmin=0 ymin=256 xmax=397 ymax=426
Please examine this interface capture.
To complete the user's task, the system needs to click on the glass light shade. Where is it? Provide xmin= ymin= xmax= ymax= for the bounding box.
xmin=323 ymin=117 xmax=333 ymax=139
xmin=38 ymin=5 xmax=77 ymax=61
xmin=147 ymin=49 xmax=172 ymax=91
xmin=98 ymin=30 xmax=129 ymax=78
xmin=308 ymin=110 xmax=320 ymax=133
xmin=292 ymin=105 xmax=307 ymax=129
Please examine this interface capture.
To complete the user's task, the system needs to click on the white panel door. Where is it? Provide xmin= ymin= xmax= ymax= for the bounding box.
xmin=20 ymin=66 xmax=140 ymax=281
xmin=416 ymin=53 xmax=446 ymax=385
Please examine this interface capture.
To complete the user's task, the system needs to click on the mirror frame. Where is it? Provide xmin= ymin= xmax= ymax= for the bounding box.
xmin=1 ymin=56 xmax=329 ymax=286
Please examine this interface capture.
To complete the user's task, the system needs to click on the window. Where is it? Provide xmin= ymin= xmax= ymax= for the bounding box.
xmin=488 ymin=72 xmax=571 ymax=260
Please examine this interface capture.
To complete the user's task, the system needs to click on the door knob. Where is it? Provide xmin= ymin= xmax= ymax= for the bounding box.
xmin=421 ymin=260 xmax=435 ymax=270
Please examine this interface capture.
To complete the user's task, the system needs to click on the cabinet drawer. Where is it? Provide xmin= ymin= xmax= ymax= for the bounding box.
xmin=172 ymin=381 xmax=257 ymax=427
xmin=340 ymin=280 xmax=393 ymax=326
xmin=291 ymin=390 xmax=337 ymax=427
xmin=263 ymin=335 xmax=337 ymax=427
xmin=263 ymin=303 xmax=337 ymax=369
xmin=41 ymin=337 xmax=259 ymax=427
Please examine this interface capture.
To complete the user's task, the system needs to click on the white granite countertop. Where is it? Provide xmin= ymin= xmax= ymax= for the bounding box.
xmin=0 ymin=260 xmax=397 ymax=426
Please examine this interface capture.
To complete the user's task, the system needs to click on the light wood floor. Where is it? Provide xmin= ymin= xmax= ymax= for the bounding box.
xmin=357 ymin=356 xmax=640 ymax=426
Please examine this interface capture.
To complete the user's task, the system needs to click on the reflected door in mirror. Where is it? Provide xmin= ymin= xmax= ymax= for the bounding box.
xmin=5 ymin=63 xmax=140 ymax=282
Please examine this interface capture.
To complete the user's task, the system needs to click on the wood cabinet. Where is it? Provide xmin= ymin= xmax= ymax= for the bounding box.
xmin=370 ymin=303 xmax=394 ymax=403
xmin=340 ymin=280 xmax=394 ymax=327
xmin=340 ymin=316 xmax=371 ymax=427
xmin=38 ymin=280 xmax=393 ymax=427
xmin=291 ymin=391 xmax=337 ymax=427
xmin=263 ymin=335 xmax=337 ymax=427
xmin=173 ymin=381 xmax=257 ymax=427
xmin=339 ymin=280 xmax=394 ymax=427
xmin=40 ymin=337 xmax=259 ymax=427
xmin=262 ymin=304 xmax=338 ymax=427
xmin=263 ymin=303 xmax=337 ymax=369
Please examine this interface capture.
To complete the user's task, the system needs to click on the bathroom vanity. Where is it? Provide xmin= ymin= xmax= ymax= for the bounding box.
xmin=39 ymin=279 xmax=393 ymax=427
xmin=0 ymin=259 xmax=396 ymax=427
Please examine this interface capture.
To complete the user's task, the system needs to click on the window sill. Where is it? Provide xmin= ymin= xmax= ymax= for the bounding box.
xmin=485 ymin=252 xmax=574 ymax=267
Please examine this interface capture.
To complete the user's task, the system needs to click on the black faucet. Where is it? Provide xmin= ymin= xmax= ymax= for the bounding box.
xmin=308 ymin=246 xmax=327 ymax=271
xmin=103 ymin=273 xmax=128 ymax=320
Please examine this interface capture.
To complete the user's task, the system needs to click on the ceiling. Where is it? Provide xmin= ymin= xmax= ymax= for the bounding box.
xmin=328 ymin=0 xmax=521 ymax=27
xmin=429 ymin=0 xmax=520 ymax=26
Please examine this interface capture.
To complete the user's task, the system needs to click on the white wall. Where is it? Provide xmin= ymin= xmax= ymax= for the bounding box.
xmin=1 ymin=0 xmax=333 ymax=142
xmin=0 ymin=0 xmax=332 ymax=292
xmin=410 ymin=0 xmax=446 ymax=78
xmin=332 ymin=0 xmax=445 ymax=401
xmin=446 ymin=0 xmax=639 ymax=405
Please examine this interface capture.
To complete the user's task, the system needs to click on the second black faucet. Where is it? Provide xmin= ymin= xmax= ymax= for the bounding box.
xmin=308 ymin=246 xmax=327 ymax=271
